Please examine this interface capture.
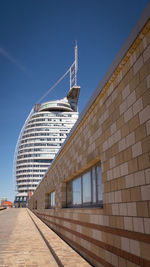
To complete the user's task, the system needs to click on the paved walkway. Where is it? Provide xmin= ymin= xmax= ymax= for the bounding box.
xmin=0 ymin=208 xmax=90 ymax=267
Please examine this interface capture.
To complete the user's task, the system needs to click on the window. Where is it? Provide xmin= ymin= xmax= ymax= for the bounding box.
xmin=82 ymin=172 xmax=91 ymax=203
xmin=50 ymin=191 xmax=55 ymax=207
xmin=72 ymin=177 xmax=81 ymax=205
xmin=45 ymin=191 xmax=55 ymax=209
xmin=34 ymin=200 xmax=37 ymax=209
xmin=66 ymin=163 xmax=102 ymax=207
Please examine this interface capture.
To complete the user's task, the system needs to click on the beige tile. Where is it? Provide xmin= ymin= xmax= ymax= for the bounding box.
xmin=138 ymin=152 xmax=150 ymax=170
xmin=132 ymin=141 xmax=142 ymax=157
xmin=120 ymin=162 xmax=128 ymax=176
xmin=133 ymin=97 xmax=143 ymax=116
xmin=119 ymin=203 xmax=128 ymax=216
xmin=122 ymin=84 xmax=130 ymax=100
xmin=135 ymin=124 xmax=146 ymax=142
xmin=109 ymin=156 xmax=116 ymax=168
xmin=143 ymin=44 xmax=150 ymax=62
xmin=145 ymin=168 xmax=150 ymax=184
xmin=122 ymin=189 xmax=131 ymax=202
xmin=133 ymin=217 xmax=144 ymax=233
xmin=142 ymin=135 xmax=150 ymax=154
xmin=130 ymin=240 xmax=140 ymax=257
xmin=147 ymin=73 xmax=150 ymax=88
xmin=127 ymin=202 xmax=137 ymax=216
xmin=127 ymin=91 xmax=136 ymax=108
xmin=141 ymin=184 xmax=150 ymax=200
xmin=137 ymin=201 xmax=149 ymax=217
xmin=134 ymin=170 xmax=145 ymax=186
xmin=139 ymin=105 xmax=150 ymax=124
xmin=126 ymin=132 xmax=135 ymax=148
xmin=128 ymin=181 xmax=141 ymax=200
xmin=124 ymin=107 xmax=133 ymax=123
xmin=118 ymin=257 xmax=127 ymax=267
xmin=133 ymin=55 xmax=144 ymax=74
xmin=114 ymin=190 xmax=122 ymax=203
xmin=141 ymin=242 xmax=150 ymax=261
xmin=144 ymin=218 xmax=150 ymax=234
xmin=124 ymin=216 xmax=133 ymax=231
xmin=121 ymin=237 xmax=130 ymax=252
xmin=146 ymin=119 xmax=150 ymax=135
xmin=129 ymin=115 xmax=139 ymax=132
xmin=128 ymin=158 xmax=138 ymax=173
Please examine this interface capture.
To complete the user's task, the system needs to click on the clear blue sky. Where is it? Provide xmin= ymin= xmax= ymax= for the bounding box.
xmin=0 ymin=0 xmax=149 ymax=202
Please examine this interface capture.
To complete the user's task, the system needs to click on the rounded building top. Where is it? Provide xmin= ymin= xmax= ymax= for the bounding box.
xmin=35 ymin=97 xmax=73 ymax=112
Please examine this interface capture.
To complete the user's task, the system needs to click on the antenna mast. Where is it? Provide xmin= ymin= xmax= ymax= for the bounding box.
xmin=70 ymin=42 xmax=78 ymax=90
xmin=75 ymin=41 xmax=78 ymax=86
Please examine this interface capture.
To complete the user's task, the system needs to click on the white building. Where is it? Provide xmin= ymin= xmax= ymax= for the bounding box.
xmin=14 ymin=85 xmax=80 ymax=207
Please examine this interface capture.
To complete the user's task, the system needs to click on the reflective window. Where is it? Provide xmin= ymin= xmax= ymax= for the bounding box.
xmin=96 ymin=165 xmax=102 ymax=202
xmin=34 ymin=200 xmax=37 ymax=209
xmin=51 ymin=191 xmax=55 ymax=207
xmin=45 ymin=191 xmax=55 ymax=208
xmin=82 ymin=172 xmax=91 ymax=203
xmin=72 ymin=177 xmax=81 ymax=205
xmin=92 ymin=167 xmax=96 ymax=203
xmin=66 ymin=163 xmax=102 ymax=207
xmin=66 ymin=180 xmax=72 ymax=206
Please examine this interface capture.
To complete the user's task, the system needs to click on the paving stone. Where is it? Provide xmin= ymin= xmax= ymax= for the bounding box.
xmin=0 ymin=208 xmax=90 ymax=267
xmin=0 ymin=209 xmax=58 ymax=267
xmin=28 ymin=209 xmax=91 ymax=267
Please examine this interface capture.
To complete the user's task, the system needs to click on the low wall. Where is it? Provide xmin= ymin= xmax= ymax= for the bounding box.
xmin=0 ymin=207 xmax=6 ymax=211
xmin=29 ymin=5 xmax=150 ymax=267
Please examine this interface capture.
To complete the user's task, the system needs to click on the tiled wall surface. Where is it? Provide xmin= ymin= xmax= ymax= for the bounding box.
xmin=29 ymin=8 xmax=150 ymax=267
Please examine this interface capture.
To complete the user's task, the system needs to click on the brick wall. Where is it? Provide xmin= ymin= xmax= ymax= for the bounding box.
xmin=29 ymin=6 xmax=150 ymax=267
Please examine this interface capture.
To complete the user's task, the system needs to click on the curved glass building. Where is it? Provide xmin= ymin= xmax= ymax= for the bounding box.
xmin=14 ymin=86 xmax=80 ymax=207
